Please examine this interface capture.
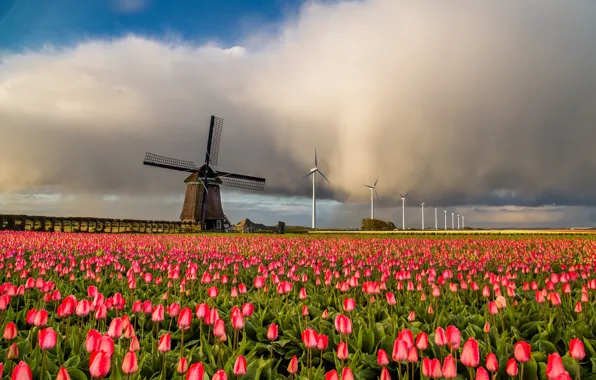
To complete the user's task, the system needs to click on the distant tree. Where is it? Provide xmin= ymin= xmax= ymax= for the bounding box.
xmin=361 ymin=218 xmax=396 ymax=231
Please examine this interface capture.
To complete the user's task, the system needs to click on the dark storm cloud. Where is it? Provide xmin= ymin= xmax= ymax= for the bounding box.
xmin=2 ymin=0 xmax=596 ymax=220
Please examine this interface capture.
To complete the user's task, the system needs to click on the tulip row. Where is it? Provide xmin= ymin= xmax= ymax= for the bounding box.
xmin=0 ymin=231 xmax=595 ymax=379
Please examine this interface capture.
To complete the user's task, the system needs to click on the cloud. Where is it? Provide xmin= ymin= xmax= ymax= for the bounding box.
xmin=2 ymin=0 xmax=596 ymax=225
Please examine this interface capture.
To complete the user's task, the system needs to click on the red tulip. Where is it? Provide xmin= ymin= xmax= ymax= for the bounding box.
xmin=546 ymin=353 xmax=565 ymax=379
xmin=317 ymin=334 xmax=329 ymax=350
xmin=212 ymin=370 xmax=227 ymax=380
xmin=334 ymin=314 xmax=352 ymax=335
xmin=386 ymin=292 xmax=397 ymax=305
xmin=214 ymin=319 xmax=227 ymax=341
xmin=488 ymin=301 xmax=498 ymax=315
xmin=38 ymin=327 xmax=57 ymax=350
xmin=337 ymin=341 xmax=349 ymax=360
xmin=461 ymin=338 xmax=479 ymax=367
xmin=434 ymin=327 xmax=447 ymax=346
xmin=167 ymin=303 xmax=181 ymax=317
xmin=177 ymin=358 xmax=189 ymax=374
xmin=343 ymin=297 xmax=356 ymax=311
xmin=486 ymin=352 xmax=499 ymax=372
xmin=378 ymin=349 xmax=390 ymax=366
xmin=299 ymin=288 xmax=307 ymax=300
xmin=7 ymin=342 xmax=18 ymax=359
xmin=288 ymin=355 xmax=298 ymax=374
xmin=208 ymin=286 xmax=219 ymax=298
xmin=122 ymin=351 xmax=138 ymax=374
xmin=446 ymin=326 xmax=461 ymax=349
xmin=186 ymin=363 xmax=205 ymax=380
xmin=407 ymin=347 xmax=418 ymax=363
xmin=12 ymin=361 xmax=32 ymax=380
xmin=178 ymin=307 xmax=192 ymax=330
xmin=108 ymin=317 xmax=123 ymax=338
xmin=569 ymin=338 xmax=585 ymax=360
xmin=407 ymin=310 xmax=415 ymax=321
xmin=158 ymin=333 xmax=171 ymax=352
xmin=442 ymin=355 xmax=457 ymax=378
xmin=506 ymin=358 xmax=518 ymax=376
xmin=392 ymin=338 xmax=407 ymax=362
xmin=325 ymin=370 xmax=339 ymax=380
xmin=3 ymin=322 xmax=17 ymax=340
xmin=380 ymin=367 xmax=391 ymax=380
xmin=235 ymin=303 xmax=251 ymax=318
xmin=129 ymin=336 xmax=140 ymax=352
xmin=34 ymin=308 xmax=48 ymax=327
xmin=514 ymin=341 xmax=532 ymax=363
xmin=342 ymin=367 xmax=354 ymax=380
xmin=151 ymin=304 xmax=165 ymax=322
xmin=56 ymin=367 xmax=71 ymax=380
xmin=85 ymin=330 xmax=101 ymax=353
xmin=195 ymin=303 xmax=209 ymax=319
xmin=475 ymin=367 xmax=490 ymax=380
xmin=234 ymin=355 xmax=247 ymax=376
xmin=267 ymin=323 xmax=278 ymax=340
xmin=232 ymin=309 xmax=245 ymax=330
xmin=89 ymin=350 xmax=111 ymax=378
xmin=302 ymin=328 xmax=318 ymax=349
xmin=416 ymin=332 xmax=429 ymax=350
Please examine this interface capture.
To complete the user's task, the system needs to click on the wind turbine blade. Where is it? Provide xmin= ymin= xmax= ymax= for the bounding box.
xmin=364 ymin=184 xmax=373 ymax=188
xmin=317 ymin=170 xmax=330 ymax=183
xmin=398 ymin=193 xmax=404 ymax=198
xmin=303 ymin=172 xmax=314 ymax=179
xmin=375 ymin=189 xmax=379 ymax=201
xmin=314 ymin=148 xmax=318 ymax=167
xmin=405 ymin=192 xmax=409 ymax=198
xmin=374 ymin=176 xmax=379 ymax=187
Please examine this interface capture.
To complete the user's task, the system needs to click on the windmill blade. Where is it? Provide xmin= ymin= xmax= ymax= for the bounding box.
xmin=143 ymin=152 xmax=198 ymax=172
xmin=206 ymin=115 xmax=224 ymax=166
xmin=217 ymin=171 xmax=266 ymax=191
xmin=304 ymin=171 xmax=315 ymax=179
xmin=314 ymin=148 xmax=318 ymax=167
xmin=374 ymin=176 xmax=379 ymax=187
xmin=374 ymin=189 xmax=379 ymax=201
xmin=317 ymin=169 xmax=330 ymax=183
xmin=364 ymin=184 xmax=373 ymax=189
xmin=398 ymin=193 xmax=405 ymax=198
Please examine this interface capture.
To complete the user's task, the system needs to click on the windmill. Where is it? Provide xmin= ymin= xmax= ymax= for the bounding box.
xmin=304 ymin=149 xmax=329 ymax=229
xmin=143 ymin=115 xmax=266 ymax=231
xmin=420 ymin=202 xmax=425 ymax=230
xmin=457 ymin=214 xmax=461 ymax=230
xmin=398 ymin=192 xmax=409 ymax=230
xmin=451 ymin=212 xmax=455 ymax=230
xmin=364 ymin=177 xmax=379 ymax=219
xmin=462 ymin=215 xmax=465 ymax=229
xmin=434 ymin=207 xmax=438 ymax=230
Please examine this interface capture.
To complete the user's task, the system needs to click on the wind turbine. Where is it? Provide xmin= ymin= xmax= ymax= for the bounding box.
xmin=398 ymin=192 xmax=410 ymax=230
xmin=462 ymin=216 xmax=465 ymax=229
xmin=457 ymin=214 xmax=460 ymax=230
xmin=434 ymin=207 xmax=438 ymax=230
xmin=364 ymin=177 xmax=379 ymax=219
xmin=304 ymin=148 xmax=329 ymax=229
xmin=444 ymin=210 xmax=447 ymax=230
xmin=421 ymin=203 xmax=425 ymax=230
xmin=451 ymin=212 xmax=455 ymax=230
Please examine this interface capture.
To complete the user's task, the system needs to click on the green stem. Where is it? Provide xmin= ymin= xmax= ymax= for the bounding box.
xmin=41 ymin=350 xmax=47 ymax=380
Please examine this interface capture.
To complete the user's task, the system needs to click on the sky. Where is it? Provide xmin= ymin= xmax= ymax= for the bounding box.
xmin=2 ymin=0 xmax=596 ymax=228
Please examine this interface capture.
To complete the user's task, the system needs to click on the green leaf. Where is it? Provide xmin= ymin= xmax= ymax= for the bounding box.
xmin=63 ymin=355 xmax=81 ymax=369
xmin=67 ymin=368 xmax=89 ymax=380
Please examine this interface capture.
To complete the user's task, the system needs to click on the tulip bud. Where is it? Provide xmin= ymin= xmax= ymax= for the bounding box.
xmin=234 ymin=355 xmax=247 ymax=376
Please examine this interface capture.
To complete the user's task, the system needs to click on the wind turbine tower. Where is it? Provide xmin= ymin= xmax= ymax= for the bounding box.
xmin=399 ymin=192 xmax=409 ymax=230
xmin=364 ymin=177 xmax=379 ymax=219
xmin=421 ymin=203 xmax=425 ymax=230
xmin=444 ymin=210 xmax=447 ymax=230
xmin=457 ymin=214 xmax=460 ymax=230
xmin=434 ymin=207 xmax=438 ymax=230
xmin=451 ymin=212 xmax=455 ymax=230
xmin=304 ymin=149 xmax=329 ymax=229
xmin=462 ymin=216 xmax=465 ymax=229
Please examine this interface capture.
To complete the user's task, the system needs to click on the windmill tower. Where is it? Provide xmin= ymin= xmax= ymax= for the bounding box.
xmin=143 ymin=116 xmax=266 ymax=231
xmin=364 ymin=177 xmax=379 ymax=219
xmin=304 ymin=149 xmax=329 ymax=229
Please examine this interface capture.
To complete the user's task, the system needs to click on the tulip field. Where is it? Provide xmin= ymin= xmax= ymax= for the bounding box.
xmin=0 ymin=232 xmax=595 ymax=380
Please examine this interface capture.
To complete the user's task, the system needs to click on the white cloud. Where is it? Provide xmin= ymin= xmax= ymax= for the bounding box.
xmin=2 ymin=0 xmax=596 ymax=227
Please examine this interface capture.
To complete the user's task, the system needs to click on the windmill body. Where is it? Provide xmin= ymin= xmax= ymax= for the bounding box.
xmin=143 ymin=115 xmax=266 ymax=231
xmin=421 ymin=203 xmax=425 ymax=230
xmin=434 ymin=207 xmax=438 ymax=230
xmin=451 ymin=213 xmax=455 ymax=229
